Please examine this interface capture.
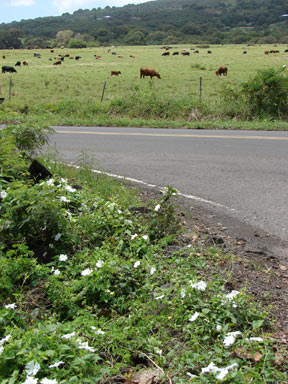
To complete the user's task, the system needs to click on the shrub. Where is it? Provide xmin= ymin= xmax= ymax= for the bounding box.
xmin=241 ymin=67 xmax=288 ymax=118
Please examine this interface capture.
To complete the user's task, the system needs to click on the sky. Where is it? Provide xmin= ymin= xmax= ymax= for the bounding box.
xmin=0 ymin=0 xmax=152 ymax=24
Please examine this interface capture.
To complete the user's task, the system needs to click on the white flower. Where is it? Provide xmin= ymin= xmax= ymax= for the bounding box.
xmin=0 ymin=191 xmax=7 ymax=199
xmin=54 ymin=233 xmax=61 ymax=241
xmin=49 ymin=361 xmax=64 ymax=368
xmin=134 ymin=261 xmax=141 ymax=268
xmin=117 ymin=209 xmax=122 ymax=214
xmin=65 ymin=185 xmax=76 ymax=193
xmin=131 ymin=233 xmax=138 ymax=240
xmin=78 ymin=341 xmax=95 ymax=352
xmin=40 ymin=379 xmax=57 ymax=384
xmin=187 ymin=373 xmax=197 ymax=379
xmin=58 ymin=254 xmax=68 ymax=262
xmin=4 ymin=303 xmax=17 ymax=309
xmin=142 ymin=235 xmax=149 ymax=241
xmin=61 ymin=332 xmax=76 ymax=339
xmin=125 ymin=219 xmax=133 ymax=225
xmin=150 ymin=266 xmax=156 ymax=275
xmin=23 ymin=377 xmax=38 ymax=384
xmin=216 ymin=324 xmax=222 ymax=332
xmin=59 ymin=196 xmax=70 ymax=203
xmin=155 ymin=348 xmax=162 ymax=355
xmin=189 ymin=312 xmax=200 ymax=322
xmin=53 ymin=269 xmax=60 ymax=276
xmin=0 ymin=334 xmax=11 ymax=345
xmin=25 ymin=361 xmax=40 ymax=376
xmin=223 ymin=331 xmax=242 ymax=347
xmin=46 ymin=178 xmax=54 ymax=186
xmin=186 ymin=244 xmax=192 ymax=248
xmin=155 ymin=295 xmax=165 ymax=300
xmin=224 ymin=290 xmax=240 ymax=302
xmin=94 ymin=329 xmax=105 ymax=335
xmin=283 ymin=64 xmax=287 ymax=69
xmin=190 ymin=280 xmax=207 ymax=291
xmin=201 ymin=362 xmax=238 ymax=380
xmin=95 ymin=260 xmax=104 ymax=268
xmin=248 ymin=337 xmax=264 ymax=342
xmin=180 ymin=288 xmax=186 ymax=298
xmin=81 ymin=268 xmax=93 ymax=276
xmin=154 ymin=204 xmax=161 ymax=212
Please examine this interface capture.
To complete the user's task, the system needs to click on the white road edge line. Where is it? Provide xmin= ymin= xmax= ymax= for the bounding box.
xmin=70 ymin=164 xmax=238 ymax=214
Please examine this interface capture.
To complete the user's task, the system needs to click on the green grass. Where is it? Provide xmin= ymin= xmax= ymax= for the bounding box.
xmin=1 ymin=44 xmax=288 ymax=129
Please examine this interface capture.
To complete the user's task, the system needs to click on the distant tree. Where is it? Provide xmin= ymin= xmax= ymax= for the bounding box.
xmin=124 ymin=30 xmax=145 ymax=45
xmin=24 ymin=37 xmax=49 ymax=48
xmin=68 ymin=39 xmax=87 ymax=48
xmin=56 ymin=30 xmax=73 ymax=46
xmin=5 ymin=29 xmax=22 ymax=48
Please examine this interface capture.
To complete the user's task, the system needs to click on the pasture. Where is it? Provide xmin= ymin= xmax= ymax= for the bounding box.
xmin=0 ymin=44 xmax=288 ymax=128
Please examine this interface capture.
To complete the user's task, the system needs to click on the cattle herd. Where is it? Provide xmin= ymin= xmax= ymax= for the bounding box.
xmin=1 ymin=46 xmax=288 ymax=81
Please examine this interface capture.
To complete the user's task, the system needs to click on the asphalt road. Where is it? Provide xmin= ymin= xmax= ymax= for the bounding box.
xmin=50 ymin=127 xmax=288 ymax=243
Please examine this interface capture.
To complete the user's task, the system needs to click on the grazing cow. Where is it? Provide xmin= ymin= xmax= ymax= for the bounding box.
xmin=75 ymin=56 xmax=81 ymax=60
xmin=129 ymin=55 xmax=136 ymax=58
xmin=140 ymin=67 xmax=161 ymax=79
xmin=60 ymin=57 xmax=64 ymax=61
xmin=118 ymin=56 xmax=124 ymax=58
xmin=242 ymin=51 xmax=247 ymax=54
xmin=207 ymin=50 xmax=212 ymax=54
xmin=15 ymin=61 xmax=21 ymax=66
xmin=111 ymin=70 xmax=121 ymax=76
xmin=182 ymin=52 xmax=190 ymax=56
xmin=2 ymin=55 xmax=5 ymax=59
xmin=173 ymin=52 xmax=179 ymax=55
xmin=34 ymin=53 xmax=41 ymax=58
xmin=284 ymin=49 xmax=288 ymax=53
xmin=216 ymin=66 xmax=228 ymax=76
xmin=53 ymin=61 xmax=61 ymax=66
xmin=111 ymin=52 xmax=117 ymax=55
xmin=264 ymin=51 xmax=269 ymax=55
xmin=162 ymin=52 xmax=170 ymax=56
xmin=2 ymin=66 xmax=17 ymax=73
xmin=50 ymin=49 xmax=54 ymax=53
xmin=23 ymin=61 xmax=28 ymax=66
xmin=65 ymin=54 xmax=70 ymax=57
xmin=194 ymin=50 xmax=199 ymax=54
xmin=69 ymin=57 xmax=74 ymax=59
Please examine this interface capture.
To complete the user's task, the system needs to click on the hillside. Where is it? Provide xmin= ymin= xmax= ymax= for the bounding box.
xmin=0 ymin=0 xmax=288 ymax=48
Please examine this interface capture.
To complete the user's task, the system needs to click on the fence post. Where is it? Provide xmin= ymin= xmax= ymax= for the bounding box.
xmin=199 ymin=76 xmax=202 ymax=100
xmin=101 ymin=81 xmax=107 ymax=103
xmin=9 ymin=78 xmax=12 ymax=101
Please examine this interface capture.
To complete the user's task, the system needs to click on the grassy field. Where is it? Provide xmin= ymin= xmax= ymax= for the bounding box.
xmin=0 ymin=44 xmax=288 ymax=129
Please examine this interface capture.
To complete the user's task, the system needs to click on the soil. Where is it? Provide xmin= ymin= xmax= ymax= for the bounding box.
xmin=132 ymin=184 xmax=288 ymax=339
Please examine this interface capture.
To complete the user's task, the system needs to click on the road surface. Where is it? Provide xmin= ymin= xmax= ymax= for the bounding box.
xmin=50 ymin=126 xmax=288 ymax=247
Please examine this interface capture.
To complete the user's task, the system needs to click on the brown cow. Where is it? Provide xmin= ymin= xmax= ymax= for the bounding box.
xmin=53 ymin=61 xmax=61 ymax=65
xmin=140 ymin=67 xmax=161 ymax=79
xmin=216 ymin=66 xmax=228 ymax=76
xmin=111 ymin=70 xmax=121 ymax=76
xmin=23 ymin=61 xmax=28 ymax=66
xmin=118 ymin=56 xmax=124 ymax=58
xmin=129 ymin=55 xmax=136 ymax=58
xmin=264 ymin=51 xmax=269 ymax=55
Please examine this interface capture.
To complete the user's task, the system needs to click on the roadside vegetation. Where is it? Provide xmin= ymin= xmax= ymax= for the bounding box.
xmin=0 ymin=126 xmax=287 ymax=383
xmin=1 ymin=45 xmax=288 ymax=130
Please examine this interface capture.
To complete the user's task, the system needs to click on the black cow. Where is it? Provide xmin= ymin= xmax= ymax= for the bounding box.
xmin=75 ymin=56 xmax=81 ymax=60
xmin=2 ymin=66 xmax=17 ymax=74
xmin=285 ymin=49 xmax=288 ymax=53
xmin=207 ymin=50 xmax=212 ymax=54
xmin=173 ymin=52 xmax=179 ymax=55
xmin=162 ymin=52 xmax=170 ymax=56
xmin=34 ymin=53 xmax=41 ymax=58
xmin=15 ymin=61 xmax=21 ymax=66
xmin=242 ymin=51 xmax=247 ymax=54
xmin=182 ymin=52 xmax=190 ymax=56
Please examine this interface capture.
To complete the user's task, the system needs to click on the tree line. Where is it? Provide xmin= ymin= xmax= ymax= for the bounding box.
xmin=0 ymin=0 xmax=287 ymax=49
